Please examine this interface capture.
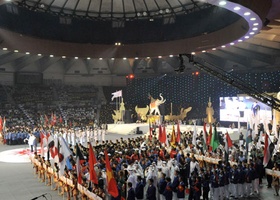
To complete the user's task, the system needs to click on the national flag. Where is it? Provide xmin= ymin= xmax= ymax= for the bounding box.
xmin=210 ymin=125 xmax=220 ymax=151
xmin=162 ymin=125 xmax=167 ymax=145
xmin=111 ymin=90 xmax=122 ymax=101
xmin=224 ymin=131 xmax=233 ymax=161
xmin=170 ymin=125 xmax=176 ymax=146
xmin=158 ymin=125 xmax=163 ymax=143
xmin=89 ymin=143 xmax=98 ymax=184
xmin=76 ymin=144 xmax=86 ymax=164
xmin=176 ymin=122 xmax=181 ymax=144
xmin=202 ymin=123 xmax=208 ymax=150
xmin=0 ymin=116 xmax=2 ymax=132
xmin=263 ymin=133 xmax=271 ymax=167
xmin=192 ymin=120 xmax=197 ymax=146
xmin=48 ymin=135 xmax=58 ymax=160
xmin=53 ymin=114 xmax=57 ymax=125
xmin=207 ymin=124 xmax=213 ymax=152
xmin=58 ymin=136 xmax=72 ymax=176
xmin=76 ymin=156 xmax=82 ymax=184
xmin=225 ymin=132 xmax=233 ymax=150
xmin=105 ymin=149 xmax=119 ymax=198
xmin=59 ymin=116 xmax=63 ymax=124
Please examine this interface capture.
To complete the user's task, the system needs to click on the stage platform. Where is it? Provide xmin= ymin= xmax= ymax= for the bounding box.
xmin=107 ymin=123 xmax=246 ymax=141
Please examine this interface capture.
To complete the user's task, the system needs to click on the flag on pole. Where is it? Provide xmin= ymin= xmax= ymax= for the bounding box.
xmin=58 ymin=137 xmax=72 ymax=176
xmin=48 ymin=135 xmax=58 ymax=160
xmin=59 ymin=116 xmax=63 ymax=124
xmin=202 ymin=123 xmax=208 ymax=151
xmin=111 ymin=90 xmax=122 ymax=101
xmin=273 ymin=110 xmax=278 ymax=138
xmin=89 ymin=143 xmax=98 ymax=184
xmin=158 ymin=125 xmax=163 ymax=143
xmin=210 ymin=125 xmax=220 ymax=151
xmin=224 ymin=132 xmax=233 ymax=162
xmin=76 ymin=144 xmax=86 ymax=164
xmin=263 ymin=133 xmax=271 ymax=167
xmin=170 ymin=125 xmax=176 ymax=146
xmin=176 ymin=122 xmax=181 ymax=144
xmin=105 ymin=149 xmax=119 ymax=198
xmin=76 ymin=156 xmax=82 ymax=184
xmin=207 ymin=124 xmax=212 ymax=152
xmin=162 ymin=125 xmax=167 ymax=145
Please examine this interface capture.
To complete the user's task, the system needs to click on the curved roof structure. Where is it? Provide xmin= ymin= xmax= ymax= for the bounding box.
xmin=0 ymin=0 xmax=279 ymax=78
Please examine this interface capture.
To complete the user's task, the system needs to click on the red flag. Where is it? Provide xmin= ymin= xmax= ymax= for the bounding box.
xmin=225 ymin=132 xmax=233 ymax=148
xmin=89 ymin=143 xmax=98 ymax=184
xmin=105 ymin=149 xmax=119 ymax=198
xmin=0 ymin=116 xmax=2 ymax=132
xmin=263 ymin=133 xmax=271 ymax=167
xmin=162 ymin=126 xmax=167 ymax=144
xmin=76 ymin=156 xmax=82 ymax=184
xmin=158 ymin=125 xmax=162 ymax=143
xmin=76 ymin=144 xmax=86 ymax=164
xmin=176 ymin=122 xmax=181 ymax=144
xmin=59 ymin=116 xmax=63 ymax=124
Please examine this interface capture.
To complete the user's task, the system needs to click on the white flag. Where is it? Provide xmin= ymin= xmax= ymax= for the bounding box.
xmin=111 ymin=90 xmax=122 ymax=101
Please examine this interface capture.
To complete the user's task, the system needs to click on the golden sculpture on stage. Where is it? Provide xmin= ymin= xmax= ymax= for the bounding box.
xmin=112 ymin=98 xmax=125 ymax=123
xmin=165 ymin=107 xmax=192 ymax=121
xmin=205 ymin=97 xmax=216 ymax=124
xmin=135 ymin=105 xmax=149 ymax=121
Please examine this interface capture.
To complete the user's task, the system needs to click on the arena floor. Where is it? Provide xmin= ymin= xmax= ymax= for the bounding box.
xmin=0 ymin=132 xmax=278 ymax=200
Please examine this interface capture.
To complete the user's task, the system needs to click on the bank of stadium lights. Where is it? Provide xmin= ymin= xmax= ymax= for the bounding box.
xmin=202 ymin=50 xmax=206 ymax=53
xmin=219 ymin=1 xmax=227 ymax=6
xmin=74 ymin=57 xmax=78 ymax=59
xmin=135 ymin=57 xmax=139 ymax=60
xmin=2 ymin=47 xmax=7 ymax=51
xmin=169 ymin=55 xmax=173 ymax=57
xmin=37 ymin=54 xmax=42 ymax=56
xmin=25 ymin=52 xmax=30 ymax=55
xmin=230 ymin=42 xmax=234 ymax=45
xmin=212 ymin=48 xmax=216 ymax=51
xmin=115 ymin=42 xmax=121 ymax=46
xmin=62 ymin=56 xmax=66 ymax=58
xmin=111 ymin=58 xmax=115 ymax=60
xmin=14 ymin=50 xmax=19 ymax=53
xmin=87 ymin=57 xmax=91 ymax=60
xmin=123 ymin=57 xmax=127 ymax=60
xmin=191 ymin=52 xmax=196 ymax=55
xmin=50 ymin=55 xmax=54 ymax=58
xmin=158 ymin=56 xmax=162 ymax=58
xmin=99 ymin=58 xmax=103 ymax=60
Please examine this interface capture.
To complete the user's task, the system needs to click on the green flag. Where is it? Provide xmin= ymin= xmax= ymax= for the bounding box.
xmin=210 ymin=125 xmax=220 ymax=151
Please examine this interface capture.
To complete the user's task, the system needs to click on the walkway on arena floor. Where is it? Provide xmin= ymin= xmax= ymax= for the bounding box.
xmin=0 ymin=132 xmax=278 ymax=200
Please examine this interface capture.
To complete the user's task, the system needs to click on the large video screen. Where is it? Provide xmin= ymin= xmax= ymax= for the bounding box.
xmin=219 ymin=96 xmax=272 ymax=122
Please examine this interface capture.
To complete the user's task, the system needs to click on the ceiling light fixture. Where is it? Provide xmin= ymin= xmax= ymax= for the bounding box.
xmin=135 ymin=57 xmax=139 ymax=60
xmin=62 ymin=56 xmax=66 ymax=58
xmin=74 ymin=57 xmax=78 ymax=59
xmin=212 ymin=48 xmax=216 ymax=51
xmin=202 ymin=50 xmax=206 ymax=53
xmin=191 ymin=52 xmax=196 ymax=55
xmin=245 ymin=36 xmax=250 ymax=39
xmin=50 ymin=55 xmax=54 ymax=57
xmin=221 ymin=45 xmax=226 ymax=48
xmin=219 ymin=1 xmax=227 ymax=6
xmin=253 ymin=23 xmax=259 ymax=26
xmin=99 ymin=58 xmax=103 ymax=60
xmin=244 ymin=12 xmax=251 ymax=16
xmin=14 ymin=50 xmax=19 ymax=53
xmin=238 ymin=39 xmax=243 ymax=42
xmin=249 ymin=32 xmax=255 ymax=35
xmin=87 ymin=57 xmax=91 ymax=60
xmin=250 ymin=17 xmax=256 ymax=21
xmin=169 ymin=55 xmax=173 ymax=57
xmin=26 ymin=52 xmax=30 ymax=55
xmin=233 ymin=6 xmax=240 ymax=11
xmin=252 ymin=27 xmax=258 ymax=31
xmin=230 ymin=42 xmax=234 ymax=45
xmin=2 ymin=47 xmax=7 ymax=50
xmin=123 ymin=57 xmax=127 ymax=60
xmin=37 ymin=53 xmax=42 ymax=56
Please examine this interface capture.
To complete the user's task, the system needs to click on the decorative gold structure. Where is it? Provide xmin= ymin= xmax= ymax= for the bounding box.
xmin=204 ymin=97 xmax=216 ymax=124
xmin=135 ymin=105 xmax=149 ymax=121
xmin=164 ymin=107 xmax=192 ymax=121
xmin=112 ymin=98 xmax=126 ymax=123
